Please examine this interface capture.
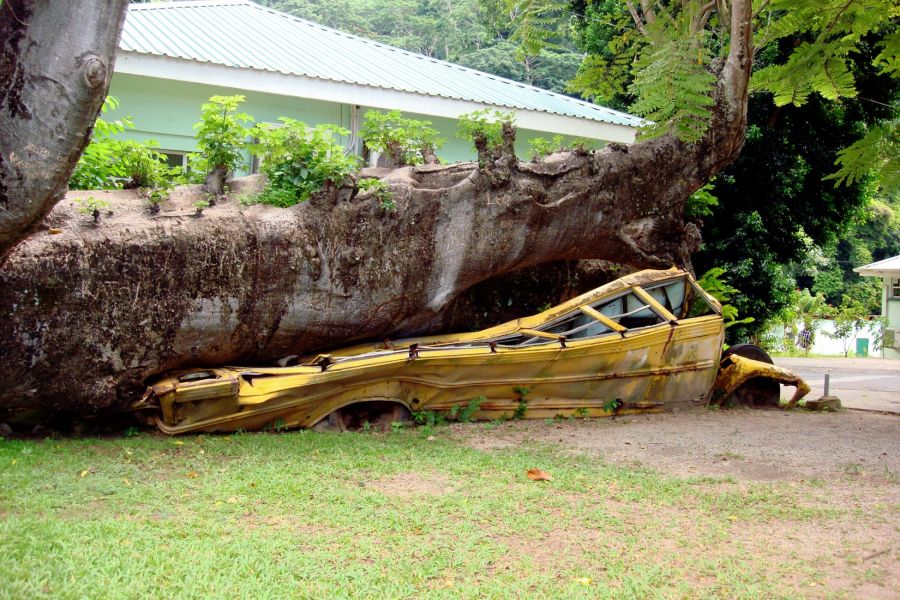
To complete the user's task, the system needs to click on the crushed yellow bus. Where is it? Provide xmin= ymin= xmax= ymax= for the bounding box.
xmin=132 ymin=268 xmax=809 ymax=434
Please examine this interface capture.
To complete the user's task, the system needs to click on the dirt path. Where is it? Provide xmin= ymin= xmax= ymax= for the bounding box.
xmin=457 ymin=408 xmax=899 ymax=482
xmin=450 ymin=408 xmax=899 ymax=599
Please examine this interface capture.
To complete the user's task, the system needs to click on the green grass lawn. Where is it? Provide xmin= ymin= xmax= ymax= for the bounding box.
xmin=0 ymin=426 xmax=882 ymax=599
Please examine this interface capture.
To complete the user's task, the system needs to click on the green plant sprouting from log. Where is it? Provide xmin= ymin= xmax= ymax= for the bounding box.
xmin=457 ymin=109 xmax=516 ymax=152
xmin=361 ymin=110 xmax=444 ymax=166
xmin=250 ymin=118 xmax=358 ymax=207
xmin=194 ymin=95 xmax=255 ymax=179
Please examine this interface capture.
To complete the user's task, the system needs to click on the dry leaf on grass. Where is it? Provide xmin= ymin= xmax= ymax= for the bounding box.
xmin=186 ymin=471 xmax=199 ymax=479
xmin=526 ymin=468 xmax=552 ymax=481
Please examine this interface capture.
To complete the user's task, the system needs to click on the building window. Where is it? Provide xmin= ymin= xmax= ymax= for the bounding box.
xmin=892 ymin=278 xmax=900 ymax=298
xmin=157 ymin=150 xmax=189 ymax=169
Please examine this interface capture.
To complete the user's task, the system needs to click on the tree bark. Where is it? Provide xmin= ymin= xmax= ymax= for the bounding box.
xmin=0 ymin=0 xmax=129 ymax=263
xmin=202 ymin=165 xmax=228 ymax=197
xmin=0 ymin=1 xmax=754 ymax=423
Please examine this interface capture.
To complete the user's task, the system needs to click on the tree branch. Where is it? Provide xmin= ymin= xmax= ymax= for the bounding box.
xmin=695 ymin=0 xmax=718 ymax=35
xmin=752 ymin=0 xmax=771 ymax=19
xmin=0 ymin=1 xmax=130 ymax=263
xmin=640 ymin=0 xmax=657 ymax=25
xmin=624 ymin=0 xmax=648 ymax=35
xmin=724 ymin=0 xmax=753 ymax=105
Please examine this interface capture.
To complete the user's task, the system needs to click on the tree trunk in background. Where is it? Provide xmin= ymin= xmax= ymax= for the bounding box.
xmin=0 ymin=1 xmax=129 ymax=263
xmin=0 ymin=2 xmax=753 ymax=423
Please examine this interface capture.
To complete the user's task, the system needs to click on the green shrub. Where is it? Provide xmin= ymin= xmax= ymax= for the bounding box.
xmin=512 ymin=386 xmax=530 ymax=419
xmin=456 ymin=109 xmax=515 ymax=151
xmin=70 ymin=97 xmax=133 ymax=190
xmin=527 ymin=135 xmax=564 ymax=160
xmin=361 ymin=110 xmax=444 ymax=166
xmin=357 ymin=178 xmax=395 ymax=211
xmin=251 ymin=118 xmax=358 ymax=206
xmin=181 ymin=153 xmax=210 ymax=184
xmin=71 ymin=96 xmax=188 ymax=192
xmin=118 ymin=141 xmax=179 ymax=189
xmin=144 ymin=186 xmax=170 ymax=214
xmin=527 ymin=135 xmax=598 ymax=161
xmin=454 ymin=397 xmax=484 ymax=423
xmin=194 ymin=95 xmax=254 ymax=175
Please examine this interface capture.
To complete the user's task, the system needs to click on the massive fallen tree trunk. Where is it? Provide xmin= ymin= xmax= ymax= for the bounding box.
xmin=0 ymin=133 xmax=738 ymax=421
xmin=0 ymin=3 xmax=753 ymax=422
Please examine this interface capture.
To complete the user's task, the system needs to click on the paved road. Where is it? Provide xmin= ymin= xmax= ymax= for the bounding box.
xmin=773 ymin=356 xmax=900 ymax=413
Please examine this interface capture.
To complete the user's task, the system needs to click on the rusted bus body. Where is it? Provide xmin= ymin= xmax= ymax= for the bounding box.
xmin=134 ymin=268 xmax=770 ymax=434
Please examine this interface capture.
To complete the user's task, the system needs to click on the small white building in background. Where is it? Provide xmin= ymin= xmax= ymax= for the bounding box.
xmin=801 ymin=319 xmax=882 ymax=357
xmin=854 ymin=255 xmax=900 ymax=359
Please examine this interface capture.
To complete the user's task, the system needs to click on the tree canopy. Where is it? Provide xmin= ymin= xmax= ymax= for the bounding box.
xmin=255 ymin=0 xmax=587 ymax=95
xmin=505 ymin=0 xmax=898 ymax=335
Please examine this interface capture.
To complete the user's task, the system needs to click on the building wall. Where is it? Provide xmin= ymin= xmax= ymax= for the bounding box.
xmin=107 ymin=73 xmax=604 ymax=171
xmin=108 ymin=73 xmax=352 ymax=172
xmin=884 ymin=276 xmax=900 ymax=359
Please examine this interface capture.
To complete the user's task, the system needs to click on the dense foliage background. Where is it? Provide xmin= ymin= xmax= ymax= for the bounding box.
xmin=255 ymin=0 xmax=585 ymax=96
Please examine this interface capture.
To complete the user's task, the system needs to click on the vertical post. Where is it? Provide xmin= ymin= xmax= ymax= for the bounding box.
xmin=351 ymin=104 xmax=362 ymax=157
xmin=824 ymin=373 xmax=830 ymax=397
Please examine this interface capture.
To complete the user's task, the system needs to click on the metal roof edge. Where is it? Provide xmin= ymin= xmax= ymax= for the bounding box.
xmin=128 ymin=0 xmax=250 ymax=10
xmin=115 ymin=51 xmax=638 ymax=143
xmin=123 ymin=1 xmax=642 ymax=128
xmin=854 ymin=255 xmax=900 ymax=275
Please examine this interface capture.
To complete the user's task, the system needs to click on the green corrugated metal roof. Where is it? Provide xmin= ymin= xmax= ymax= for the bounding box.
xmin=121 ymin=0 xmax=642 ymax=128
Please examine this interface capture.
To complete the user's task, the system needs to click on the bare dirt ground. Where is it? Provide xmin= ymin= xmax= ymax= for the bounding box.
xmin=457 ymin=408 xmax=899 ymax=482
xmin=450 ymin=408 xmax=900 ymax=598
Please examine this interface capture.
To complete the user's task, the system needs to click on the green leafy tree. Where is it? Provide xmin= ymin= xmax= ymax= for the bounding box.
xmin=826 ymin=296 xmax=870 ymax=357
xmin=194 ymin=95 xmax=254 ymax=195
xmin=258 ymin=0 xmax=496 ymax=62
xmin=511 ymin=1 xmax=897 ymax=340
xmin=698 ymin=33 xmax=897 ymax=335
xmin=511 ymin=0 xmax=897 ymax=142
xmin=258 ymin=0 xmax=586 ymax=97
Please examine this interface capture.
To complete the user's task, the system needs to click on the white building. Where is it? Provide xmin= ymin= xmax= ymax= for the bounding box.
xmin=854 ymin=255 xmax=900 ymax=359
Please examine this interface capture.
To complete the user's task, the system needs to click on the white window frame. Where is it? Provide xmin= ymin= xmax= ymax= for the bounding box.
xmin=156 ymin=149 xmax=189 ymax=169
